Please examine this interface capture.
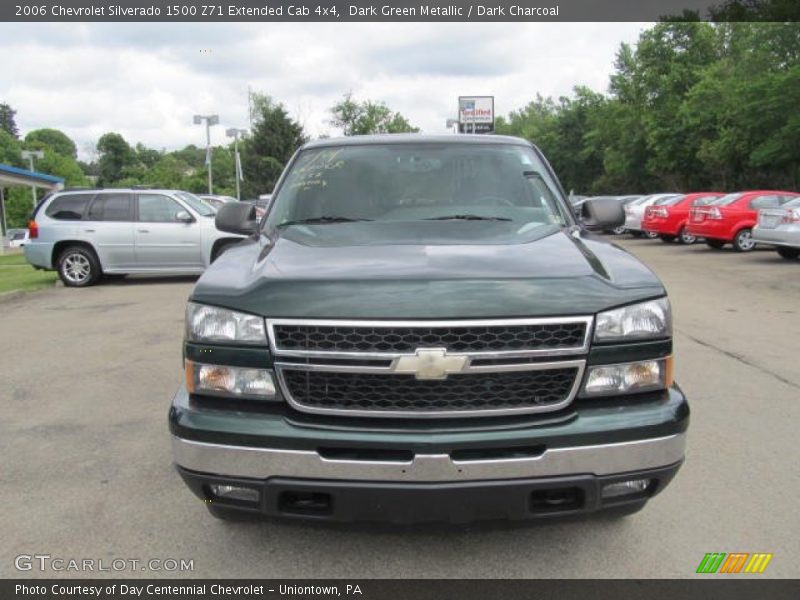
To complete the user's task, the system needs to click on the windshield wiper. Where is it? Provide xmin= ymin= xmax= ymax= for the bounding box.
xmin=275 ymin=216 xmax=374 ymax=228
xmin=423 ymin=214 xmax=512 ymax=221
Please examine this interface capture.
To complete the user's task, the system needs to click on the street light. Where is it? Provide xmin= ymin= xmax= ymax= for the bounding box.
xmin=225 ymin=127 xmax=247 ymax=201
xmin=21 ymin=150 xmax=44 ymax=207
xmin=193 ymin=114 xmax=219 ymax=194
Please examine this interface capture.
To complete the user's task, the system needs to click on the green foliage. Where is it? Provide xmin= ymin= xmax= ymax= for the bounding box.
xmin=501 ymin=18 xmax=800 ymax=193
xmin=329 ymin=93 xmax=419 ymax=136
xmin=96 ymin=132 xmax=136 ymax=186
xmin=0 ymin=129 xmax=22 ymax=165
xmin=240 ymin=94 xmax=307 ymax=197
xmin=0 ymin=102 xmax=19 ymax=138
xmin=25 ymin=129 xmax=78 ymax=158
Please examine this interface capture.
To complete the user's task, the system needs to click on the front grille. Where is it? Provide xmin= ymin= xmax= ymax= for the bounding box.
xmin=280 ymin=367 xmax=579 ymax=415
xmin=272 ymin=322 xmax=587 ymax=354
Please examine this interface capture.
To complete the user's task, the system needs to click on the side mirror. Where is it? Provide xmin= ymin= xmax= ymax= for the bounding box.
xmin=215 ymin=202 xmax=258 ymax=236
xmin=175 ymin=210 xmax=195 ymax=223
xmin=580 ymin=198 xmax=624 ymax=231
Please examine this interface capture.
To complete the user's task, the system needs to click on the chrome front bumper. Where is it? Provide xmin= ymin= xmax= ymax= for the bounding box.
xmin=172 ymin=432 xmax=686 ymax=483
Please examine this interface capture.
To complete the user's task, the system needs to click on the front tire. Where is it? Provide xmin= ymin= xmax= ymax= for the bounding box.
xmin=57 ymin=246 xmax=101 ymax=287
xmin=644 ymin=231 xmax=659 ymax=239
xmin=732 ymin=228 xmax=756 ymax=252
xmin=612 ymin=225 xmax=627 ymax=235
xmin=776 ymin=247 xmax=800 ymax=260
xmin=706 ymin=239 xmax=725 ymax=249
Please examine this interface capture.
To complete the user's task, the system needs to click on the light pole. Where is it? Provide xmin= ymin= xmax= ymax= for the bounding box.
xmin=193 ymin=114 xmax=219 ymax=194
xmin=21 ymin=150 xmax=44 ymax=207
xmin=225 ymin=128 xmax=247 ymax=201
xmin=446 ymin=118 xmax=459 ymax=134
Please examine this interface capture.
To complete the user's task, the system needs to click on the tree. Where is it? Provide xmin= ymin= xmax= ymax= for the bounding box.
xmin=240 ymin=94 xmax=307 ymax=197
xmin=95 ymin=132 xmax=136 ymax=186
xmin=24 ymin=129 xmax=78 ymax=158
xmin=329 ymin=93 xmax=419 ymax=136
xmin=0 ymin=102 xmax=19 ymax=138
xmin=0 ymin=129 xmax=22 ymax=165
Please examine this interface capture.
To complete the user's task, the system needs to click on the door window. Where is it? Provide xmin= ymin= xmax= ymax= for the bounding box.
xmin=85 ymin=193 xmax=133 ymax=221
xmin=44 ymin=194 xmax=95 ymax=220
xmin=137 ymin=194 xmax=186 ymax=222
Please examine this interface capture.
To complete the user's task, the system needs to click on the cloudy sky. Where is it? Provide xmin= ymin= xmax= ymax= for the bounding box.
xmin=0 ymin=23 xmax=649 ymax=159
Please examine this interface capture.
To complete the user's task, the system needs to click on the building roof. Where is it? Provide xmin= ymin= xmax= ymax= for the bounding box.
xmin=0 ymin=163 xmax=65 ymax=188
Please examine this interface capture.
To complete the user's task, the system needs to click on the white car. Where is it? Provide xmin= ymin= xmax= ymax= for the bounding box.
xmin=5 ymin=228 xmax=30 ymax=248
xmin=624 ymin=194 xmax=680 ymax=238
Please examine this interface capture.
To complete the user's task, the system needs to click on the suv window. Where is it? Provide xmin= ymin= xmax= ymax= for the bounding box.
xmin=137 ymin=194 xmax=185 ymax=222
xmin=749 ymin=195 xmax=781 ymax=210
xmin=44 ymin=194 xmax=94 ymax=220
xmin=86 ymin=193 xmax=133 ymax=222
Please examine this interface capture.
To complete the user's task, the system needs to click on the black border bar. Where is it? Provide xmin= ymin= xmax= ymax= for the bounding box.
xmin=3 ymin=579 xmax=800 ymax=600
xmin=4 ymin=1 xmax=745 ymax=23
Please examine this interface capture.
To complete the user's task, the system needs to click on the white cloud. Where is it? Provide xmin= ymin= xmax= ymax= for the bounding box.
xmin=0 ymin=22 xmax=649 ymax=159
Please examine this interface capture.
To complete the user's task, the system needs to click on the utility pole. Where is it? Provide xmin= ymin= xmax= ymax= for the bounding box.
xmin=193 ymin=114 xmax=219 ymax=194
xmin=21 ymin=150 xmax=44 ymax=207
xmin=226 ymin=128 xmax=247 ymax=201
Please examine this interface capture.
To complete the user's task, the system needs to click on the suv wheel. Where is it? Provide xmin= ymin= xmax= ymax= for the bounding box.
xmin=644 ymin=231 xmax=659 ymax=239
xmin=57 ymin=246 xmax=101 ymax=287
xmin=732 ymin=228 xmax=756 ymax=252
xmin=678 ymin=227 xmax=697 ymax=245
xmin=612 ymin=225 xmax=627 ymax=235
xmin=705 ymin=239 xmax=725 ymax=249
xmin=776 ymin=247 xmax=800 ymax=260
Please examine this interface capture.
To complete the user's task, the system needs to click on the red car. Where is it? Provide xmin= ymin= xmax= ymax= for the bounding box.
xmin=642 ymin=192 xmax=724 ymax=244
xmin=687 ymin=190 xmax=800 ymax=251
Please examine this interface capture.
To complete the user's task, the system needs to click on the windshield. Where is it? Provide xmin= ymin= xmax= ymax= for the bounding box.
xmin=708 ymin=193 xmax=744 ymax=206
xmin=266 ymin=143 xmax=570 ymax=234
xmin=176 ymin=191 xmax=216 ymax=217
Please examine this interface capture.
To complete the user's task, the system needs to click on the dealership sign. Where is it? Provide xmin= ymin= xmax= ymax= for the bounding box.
xmin=458 ymin=96 xmax=494 ymax=134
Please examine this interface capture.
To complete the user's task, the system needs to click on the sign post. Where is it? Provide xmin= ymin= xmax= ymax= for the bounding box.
xmin=458 ymin=96 xmax=495 ymax=134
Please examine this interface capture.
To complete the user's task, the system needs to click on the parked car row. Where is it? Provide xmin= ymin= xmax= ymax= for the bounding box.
xmin=580 ymin=190 xmax=800 ymax=260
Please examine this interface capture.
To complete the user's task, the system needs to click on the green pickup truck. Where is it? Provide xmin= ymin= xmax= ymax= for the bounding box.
xmin=169 ymin=134 xmax=687 ymax=523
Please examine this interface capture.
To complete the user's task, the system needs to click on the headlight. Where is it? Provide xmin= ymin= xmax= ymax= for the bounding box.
xmin=594 ymin=298 xmax=671 ymax=342
xmin=186 ymin=360 xmax=276 ymax=400
xmin=581 ymin=358 xmax=672 ymax=397
xmin=186 ymin=302 xmax=266 ymax=345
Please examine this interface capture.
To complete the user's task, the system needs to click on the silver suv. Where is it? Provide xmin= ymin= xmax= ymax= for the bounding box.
xmin=24 ymin=189 xmax=245 ymax=287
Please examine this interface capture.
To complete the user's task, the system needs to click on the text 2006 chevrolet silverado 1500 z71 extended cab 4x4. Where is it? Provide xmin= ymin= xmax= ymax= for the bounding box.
xmin=169 ymin=135 xmax=688 ymax=524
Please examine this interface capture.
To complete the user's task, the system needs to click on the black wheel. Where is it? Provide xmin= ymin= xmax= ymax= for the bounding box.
xmin=659 ymin=235 xmax=676 ymax=243
xmin=57 ymin=245 xmax=102 ymax=287
xmin=612 ymin=225 xmax=627 ymax=235
xmin=207 ymin=504 xmax=261 ymax=522
xmin=644 ymin=231 xmax=659 ymax=239
xmin=678 ymin=226 xmax=697 ymax=245
xmin=776 ymin=247 xmax=800 ymax=260
xmin=705 ymin=239 xmax=725 ymax=249
xmin=732 ymin=228 xmax=756 ymax=252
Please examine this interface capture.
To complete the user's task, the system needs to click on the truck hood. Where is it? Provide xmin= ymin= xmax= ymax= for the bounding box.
xmin=191 ymin=226 xmax=665 ymax=319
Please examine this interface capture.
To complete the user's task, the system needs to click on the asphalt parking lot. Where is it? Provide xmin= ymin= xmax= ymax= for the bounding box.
xmin=2 ymin=237 xmax=799 ymax=579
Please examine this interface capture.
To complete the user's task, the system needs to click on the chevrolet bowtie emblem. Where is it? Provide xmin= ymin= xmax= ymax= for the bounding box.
xmin=392 ymin=348 xmax=469 ymax=380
